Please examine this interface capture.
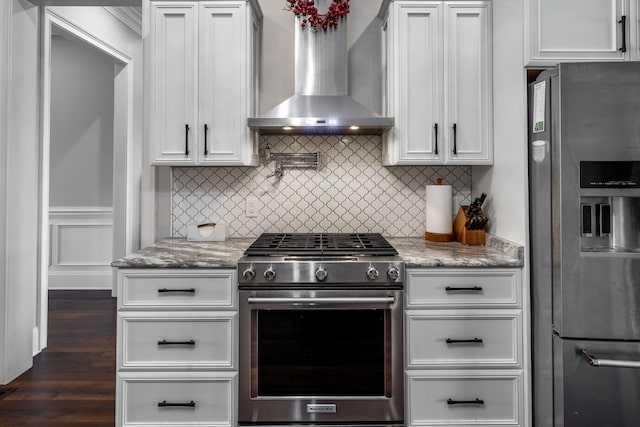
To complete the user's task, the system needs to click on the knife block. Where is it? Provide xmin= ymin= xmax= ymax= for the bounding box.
xmin=453 ymin=206 xmax=486 ymax=245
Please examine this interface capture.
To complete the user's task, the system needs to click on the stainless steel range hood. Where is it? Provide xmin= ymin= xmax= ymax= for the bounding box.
xmin=248 ymin=0 xmax=393 ymax=134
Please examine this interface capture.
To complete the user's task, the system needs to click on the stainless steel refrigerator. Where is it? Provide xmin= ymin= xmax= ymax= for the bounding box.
xmin=528 ymin=62 xmax=640 ymax=427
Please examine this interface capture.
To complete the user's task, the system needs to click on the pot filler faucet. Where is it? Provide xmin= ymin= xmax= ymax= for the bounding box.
xmin=264 ymin=143 xmax=322 ymax=179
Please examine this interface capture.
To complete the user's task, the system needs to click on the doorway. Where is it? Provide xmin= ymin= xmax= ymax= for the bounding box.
xmin=48 ymin=26 xmax=117 ymax=291
xmin=39 ymin=8 xmax=136 ymax=353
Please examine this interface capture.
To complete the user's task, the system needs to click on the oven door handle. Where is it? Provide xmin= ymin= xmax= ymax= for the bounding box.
xmin=246 ymin=296 xmax=395 ymax=305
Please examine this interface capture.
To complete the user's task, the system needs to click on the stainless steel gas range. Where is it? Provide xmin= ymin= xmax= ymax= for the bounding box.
xmin=237 ymin=233 xmax=404 ymax=427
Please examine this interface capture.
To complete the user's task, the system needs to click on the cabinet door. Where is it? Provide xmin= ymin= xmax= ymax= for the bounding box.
xmin=119 ymin=372 xmax=236 ymax=427
xmin=406 ymin=310 xmax=522 ymax=369
xmin=120 ymin=312 xmax=237 ymax=370
xmin=199 ymin=1 xmax=258 ymax=165
xmin=526 ymin=0 xmax=627 ymax=65
xmin=385 ymin=1 xmax=443 ymax=165
xmin=444 ymin=1 xmax=492 ymax=165
xmin=407 ymin=370 xmax=523 ymax=426
xmin=149 ymin=2 xmax=198 ymax=165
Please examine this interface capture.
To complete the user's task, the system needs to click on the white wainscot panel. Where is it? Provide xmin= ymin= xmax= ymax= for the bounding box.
xmin=49 ymin=207 xmax=113 ymax=289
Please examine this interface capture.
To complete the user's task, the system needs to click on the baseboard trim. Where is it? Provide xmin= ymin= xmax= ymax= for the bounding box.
xmin=48 ymin=270 xmax=112 ymax=290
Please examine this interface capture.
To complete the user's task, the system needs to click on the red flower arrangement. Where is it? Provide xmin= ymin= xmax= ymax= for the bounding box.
xmin=286 ymin=0 xmax=350 ymax=31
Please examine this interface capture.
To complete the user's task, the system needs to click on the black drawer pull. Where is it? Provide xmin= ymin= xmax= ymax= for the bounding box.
xmin=434 ymin=123 xmax=438 ymax=155
xmin=619 ymin=15 xmax=627 ymax=53
xmin=157 ymin=339 xmax=196 ymax=346
xmin=445 ymin=286 xmax=483 ymax=292
xmin=158 ymin=288 xmax=196 ymax=294
xmin=446 ymin=337 xmax=483 ymax=344
xmin=447 ymin=398 xmax=484 ymax=405
xmin=185 ymin=124 xmax=190 ymax=156
xmin=452 ymin=123 xmax=457 ymax=154
xmin=158 ymin=400 xmax=196 ymax=408
xmin=204 ymin=123 xmax=209 ymax=155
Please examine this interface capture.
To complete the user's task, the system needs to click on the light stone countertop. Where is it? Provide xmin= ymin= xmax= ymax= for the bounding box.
xmin=386 ymin=235 xmax=523 ymax=268
xmin=111 ymin=238 xmax=254 ymax=269
xmin=111 ymin=235 xmax=523 ymax=269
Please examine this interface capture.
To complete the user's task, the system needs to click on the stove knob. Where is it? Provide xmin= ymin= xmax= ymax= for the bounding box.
xmin=366 ymin=266 xmax=379 ymax=280
xmin=264 ymin=267 xmax=276 ymax=281
xmin=242 ymin=267 xmax=256 ymax=281
xmin=387 ymin=266 xmax=400 ymax=280
xmin=315 ymin=267 xmax=328 ymax=281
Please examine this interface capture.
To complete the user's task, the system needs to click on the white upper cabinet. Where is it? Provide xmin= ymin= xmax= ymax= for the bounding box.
xmin=525 ymin=0 xmax=640 ymax=65
xmin=380 ymin=1 xmax=493 ymax=166
xmin=444 ymin=2 xmax=493 ymax=164
xmin=147 ymin=2 xmax=198 ymax=165
xmin=146 ymin=0 xmax=261 ymax=166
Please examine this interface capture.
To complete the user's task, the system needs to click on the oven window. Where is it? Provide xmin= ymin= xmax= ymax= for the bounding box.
xmin=254 ymin=309 xmax=387 ymax=397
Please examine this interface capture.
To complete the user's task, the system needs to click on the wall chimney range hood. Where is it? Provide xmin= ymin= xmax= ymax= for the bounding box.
xmin=248 ymin=0 xmax=393 ymax=134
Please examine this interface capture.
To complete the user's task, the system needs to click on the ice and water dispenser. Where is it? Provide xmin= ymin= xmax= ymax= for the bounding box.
xmin=580 ymin=161 xmax=640 ymax=252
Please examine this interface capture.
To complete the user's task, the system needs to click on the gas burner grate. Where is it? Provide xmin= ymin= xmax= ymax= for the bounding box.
xmin=244 ymin=233 xmax=398 ymax=256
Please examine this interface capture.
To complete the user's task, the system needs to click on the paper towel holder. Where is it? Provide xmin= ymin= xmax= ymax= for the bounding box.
xmin=425 ymin=178 xmax=455 ymax=242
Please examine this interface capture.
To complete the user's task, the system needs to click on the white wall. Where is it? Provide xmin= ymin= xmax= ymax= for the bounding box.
xmin=257 ymin=0 xmax=384 ymax=113
xmin=0 ymin=0 xmax=40 ymax=385
xmin=46 ymin=5 xmax=144 ymax=259
xmin=472 ymin=0 xmax=528 ymax=247
xmin=48 ymin=33 xmax=117 ymax=291
xmin=50 ymin=34 xmax=115 ymax=207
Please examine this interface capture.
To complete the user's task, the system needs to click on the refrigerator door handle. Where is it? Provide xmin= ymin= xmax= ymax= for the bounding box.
xmin=581 ymin=349 xmax=640 ymax=369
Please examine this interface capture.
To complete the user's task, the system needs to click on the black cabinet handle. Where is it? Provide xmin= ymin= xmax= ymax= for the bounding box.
xmin=185 ymin=124 xmax=190 ymax=156
xmin=447 ymin=398 xmax=484 ymax=405
xmin=204 ymin=124 xmax=209 ymax=156
xmin=619 ymin=15 xmax=627 ymax=53
xmin=434 ymin=123 xmax=438 ymax=155
xmin=157 ymin=339 xmax=196 ymax=346
xmin=446 ymin=337 xmax=484 ymax=344
xmin=157 ymin=288 xmax=196 ymax=294
xmin=452 ymin=123 xmax=457 ymax=154
xmin=445 ymin=286 xmax=483 ymax=292
xmin=158 ymin=400 xmax=196 ymax=408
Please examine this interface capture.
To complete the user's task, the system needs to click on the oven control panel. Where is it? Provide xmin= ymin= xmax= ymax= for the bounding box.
xmin=237 ymin=258 xmax=404 ymax=286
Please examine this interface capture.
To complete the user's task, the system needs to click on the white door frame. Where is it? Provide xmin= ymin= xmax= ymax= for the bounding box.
xmin=39 ymin=8 xmax=134 ymax=352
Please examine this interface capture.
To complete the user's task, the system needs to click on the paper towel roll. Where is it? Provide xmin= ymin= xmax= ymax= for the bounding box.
xmin=426 ymin=184 xmax=453 ymax=234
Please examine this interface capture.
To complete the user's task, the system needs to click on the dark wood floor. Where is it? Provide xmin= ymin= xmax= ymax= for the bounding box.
xmin=0 ymin=290 xmax=117 ymax=426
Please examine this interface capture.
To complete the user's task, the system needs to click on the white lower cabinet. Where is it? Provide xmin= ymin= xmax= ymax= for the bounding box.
xmin=405 ymin=268 xmax=526 ymax=427
xmin=407 ymin=370 xmax=523 ymax=426
xmin=406 ymin=310 xmax=521 ymax=369
xmin=116 ymin=269 xmax=237 ymax=427
xmin=120 ymin=312 xmax=236 ymax=369
xmin=119 ymin=371 xmax=236 ymax=427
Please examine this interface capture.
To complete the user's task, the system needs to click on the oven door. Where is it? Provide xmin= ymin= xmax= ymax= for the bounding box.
xmin=238 ymin=288 xmax=404 ymax=425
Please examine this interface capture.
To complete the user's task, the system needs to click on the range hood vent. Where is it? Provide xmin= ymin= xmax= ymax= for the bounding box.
xmin=248 ymin=0 xmax=393 ymax=135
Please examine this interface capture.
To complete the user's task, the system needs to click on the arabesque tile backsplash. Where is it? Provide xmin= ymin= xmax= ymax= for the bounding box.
xmin=172 ymin=134 xmax=471 ymax=238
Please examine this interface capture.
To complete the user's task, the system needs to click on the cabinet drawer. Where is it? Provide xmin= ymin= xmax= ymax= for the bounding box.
xmin=120 ymin=312 xmax=236 ymax=369
xmin=119 ymin=372 xmax=235 ymax=426
xmin=406 ymin=269 xmax=521 ymax=308
xmin=407 ymin=370 xmax=522 ymax=426
xmin=406 ymin=310 xmax=521 ymax=368
xmin=118 ymin=269 xmax=236 ymax=309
